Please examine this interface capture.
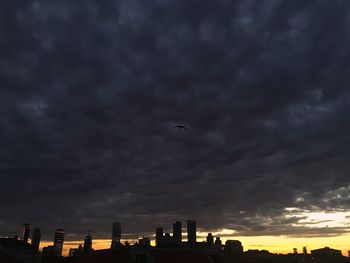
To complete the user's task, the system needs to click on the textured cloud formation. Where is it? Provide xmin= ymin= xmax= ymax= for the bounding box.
xmin=1 ymin=0 xmax=350 ymax=241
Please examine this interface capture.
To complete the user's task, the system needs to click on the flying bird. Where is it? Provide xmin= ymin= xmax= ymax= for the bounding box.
xmin=174 ymin=125 xmax=188 ymax=130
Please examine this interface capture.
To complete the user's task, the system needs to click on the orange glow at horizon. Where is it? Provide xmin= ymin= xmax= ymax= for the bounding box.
xmin=40 ymin=234 xmax=350 ymax=257
xmin=39 ymin=210 xmax=350 ymax=257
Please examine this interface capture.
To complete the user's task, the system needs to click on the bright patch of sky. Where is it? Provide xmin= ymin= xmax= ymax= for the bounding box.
xmin=284 ymin=208 xmax=350 ymax=228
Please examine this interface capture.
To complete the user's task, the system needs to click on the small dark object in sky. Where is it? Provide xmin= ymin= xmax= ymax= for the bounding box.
xmin=174 ymin=125 xmax=188 ymax=130
xmin=322 ymin=88 xmax=328 ymax=94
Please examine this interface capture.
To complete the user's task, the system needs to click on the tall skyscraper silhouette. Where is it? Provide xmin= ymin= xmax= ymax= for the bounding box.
xmin=111 ymin=222 xmax=121 ymax=248
xmin=22 ymin=223 xmax=30 ymax=243
xmin=156 ymin=227 xmax=164 ymax=247
xmin=173 ymin=221 xmax=182 ymax=246
xmin=31 ymin=228 xmax=41 ymax=253
xmin=53 ymin=229 xmax=65 ymax=257
xmin=187 ymin=220 xmax=196 ymax=246
xmin=84 ymin=233 xmax=93 ymax=253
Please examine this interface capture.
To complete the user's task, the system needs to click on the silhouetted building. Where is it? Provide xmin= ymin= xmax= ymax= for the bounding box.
xmin=78 ymin=244 xmax=83 ymax=253
xmin=111 ymin=222 xmax=121 ymax=248
xmin=124 ymin=241 xmax=130 ymax=248
xmin=0 ymin=249 xmax=22 ymax=263
xmin=173 ymin=221 xmax=182 ymax=246
xmin=187 ymin=220 xmax=196 ymax=246
xmin=42 ymin=245 xmax=55 ymax=257
xmin=53 ymin=229 xmax=65 ymax=257
xmin=206 ymin=233 xmax=213 ymax=246
xmin=243 ymin=249 xmax=279 ymax=262
xmin=311 ymin=247 xmax=342 ymax=258
xmin=84 ymin=233 xmax=93 ymax=253
xmin=0 ymin=237 xmax=40 ymax=262
xmin=223 ymin=240 xmax=243 ymax=257
xmin=69 ymin=248 xmax=78 ymax=257
xmin=156 ymin=227 xmax=164 ymax=247
xmin=245 ymin=249 xmax=271 ymax=257
xmin=22 ymin=223 xmax=30 ymax=243
xmin=303 ymin=246 xmax=308 ymax=255
xmin=74 ymin=247 xmax=218 ymax=263
xmin=163 ymin=233 xmax=173 ymax=247
xmin=215 ymin=237 xmax=222 ymax=249
xmin=138 ymin=237 xmax=151 ymax=247
xmin=67 ymin=244 xmax=84 ymax=258
xmin=31 ymin=228 xmax=41 ymax=253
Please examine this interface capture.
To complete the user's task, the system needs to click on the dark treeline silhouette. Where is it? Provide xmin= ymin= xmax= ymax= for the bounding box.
xmin=0 ymin=221 xmax=349 ymax=263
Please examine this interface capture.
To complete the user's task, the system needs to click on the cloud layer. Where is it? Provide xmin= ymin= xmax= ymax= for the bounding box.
xmin=1 ymin=0 xmax=350 ymax=241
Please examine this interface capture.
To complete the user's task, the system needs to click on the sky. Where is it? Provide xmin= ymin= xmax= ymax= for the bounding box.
xmin=1 ymin=0 xmax=350 ymax=255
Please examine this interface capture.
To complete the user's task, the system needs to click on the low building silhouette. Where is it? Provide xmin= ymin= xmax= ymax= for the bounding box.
xmin=74 ymin=247 xmax=225 ymax=263
xmin=303 ymin=246 xmax=308 ymax=255
xmin=162 ymin=233 xmax=173 ymax=247
xmin=223 ymin=240 xmax=243 ymax=260
xmin=214 ymin=237 xmax=222 ymax=250
xmin=138 ymin=237 xmax=151 ymax=247
xmin=0 ymin=248 xmax=26 ymax=263
xmin=42 ymin=245 xmax=56 ymax=257
xmin=0 ymin=237 xmax=40 ymax=263
xmin=311 ymin=247 xmax=342 ymax=258
xmin=68 ymin=248 xmax=78 ymax=257
xmin=206 ymin=233 xmax=214 ymax=247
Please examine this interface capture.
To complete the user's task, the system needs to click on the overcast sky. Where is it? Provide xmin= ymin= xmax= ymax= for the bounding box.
xmin=1 ymin=0 xmax=350 ymax=241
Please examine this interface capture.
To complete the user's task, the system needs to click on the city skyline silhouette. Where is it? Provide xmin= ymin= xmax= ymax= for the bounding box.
xmin=1 ymin=220 xmax=350 ymax=259
xmin=1 ymin=0 xmax=350 ymax=262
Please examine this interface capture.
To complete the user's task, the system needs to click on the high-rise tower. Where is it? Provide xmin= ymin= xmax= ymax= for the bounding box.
xmin=111 ymin=222 xmax=121 ymax=248
xmin=84 ymin=233 xmax=93 ymax=253
xmin=31 ymin=228 xmax=41 ymax=253
xmin=22 ymin=223 xmax=30 ymax=243
xmin=187 ymin=220 xmax=196 ymax=246
xmin=173 ymin=221 xmax=182 ymax=246
xmin=155 ymin=227 xmax=164 ymax=247
xmin=53 ymin=229 xmax=65 ymax=257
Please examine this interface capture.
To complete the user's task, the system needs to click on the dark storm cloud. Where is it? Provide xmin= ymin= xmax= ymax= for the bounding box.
xmin=1 ymin=0 xmax=350 ymax=240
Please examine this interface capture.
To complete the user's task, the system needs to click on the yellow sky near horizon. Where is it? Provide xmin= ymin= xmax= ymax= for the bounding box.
xmin=40 ymin=233 xmax=350 ymax=257
xmin=38 ymin=210 xmax=350 ymax=257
